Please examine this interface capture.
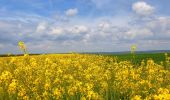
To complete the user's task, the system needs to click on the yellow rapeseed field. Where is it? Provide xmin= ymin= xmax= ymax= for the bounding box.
xmin=0 ymin=53 xmax=170 ymax=100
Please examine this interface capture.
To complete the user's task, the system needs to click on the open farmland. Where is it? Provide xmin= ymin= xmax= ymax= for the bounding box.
xmin=0 ymin=53 xmax=170 ymax=99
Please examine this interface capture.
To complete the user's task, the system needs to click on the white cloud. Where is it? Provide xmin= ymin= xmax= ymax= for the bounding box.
xmin=65 ymin=8 xmax=78 ymax=17
xmin=125 ymin=28 xmax=153 ymax=39
xmin=49 ymin=27 xmax=64 ymax=35
xmin=48 ymin=25 xmax=88 ymax=36
xmin=97 ymin=21 xmax=114 ymax=34
xmin=146 ymin=17 xmax=170 ymax=37
xmin=132 ymin=1 xmax=154 ymax=16
xmin=1 ymin=11 xmax=170 ymax=54
xmin=36 ymin=22 xmax=48 ymax=33
xmin=98 ymin=22 xmax=111 ymax=30
xmin=67 ymin=25 xmax=88 ymax=34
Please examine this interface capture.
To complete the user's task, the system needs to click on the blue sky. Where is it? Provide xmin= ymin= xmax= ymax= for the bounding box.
xmin=0 ymin=0 xmax=170 ymax=54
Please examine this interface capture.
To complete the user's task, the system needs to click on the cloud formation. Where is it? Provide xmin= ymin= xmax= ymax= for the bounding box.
xmin=132 ymin=1 xmax=154 ymax=16
xmin=65 ymin=8 xmax=78 ymax=17
xmin=36 ymin=22 xmax=48 ymax=33
xmin=1 ymin=13 xmax=170 ymax=54
xmin=0 ymin=1 xmax=170 ymax=54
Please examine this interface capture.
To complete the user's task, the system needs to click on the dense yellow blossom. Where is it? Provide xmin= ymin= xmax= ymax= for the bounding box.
xmin=8 ymin=79 xmax=17 ymax=94
xmin=0 ymin=53 xmax=169 ymax=99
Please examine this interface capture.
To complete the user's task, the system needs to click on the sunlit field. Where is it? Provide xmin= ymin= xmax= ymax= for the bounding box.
xmin=0 ymin=52 xmax=170 ymax=100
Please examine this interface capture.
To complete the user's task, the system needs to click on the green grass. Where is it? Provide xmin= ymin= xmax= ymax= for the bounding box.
xmin=104 ymin=53 xmax=170 ymax=65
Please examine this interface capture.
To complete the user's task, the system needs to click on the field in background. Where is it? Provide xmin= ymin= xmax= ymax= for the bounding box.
xmin=106 ymin=53 xmax=170 ymax=64
xmin=1 ymin=52 xmax=170 ymax=63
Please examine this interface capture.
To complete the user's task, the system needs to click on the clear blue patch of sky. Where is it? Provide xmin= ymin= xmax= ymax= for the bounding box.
xmin=0 ymin=0 xmax=170 ymax=18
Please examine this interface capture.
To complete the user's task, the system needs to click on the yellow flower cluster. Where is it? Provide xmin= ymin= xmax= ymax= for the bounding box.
xmin=0 ymin=53 xmax=169 ymax=99
xmin=18 ymin=41 xmax=27 ymax=54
